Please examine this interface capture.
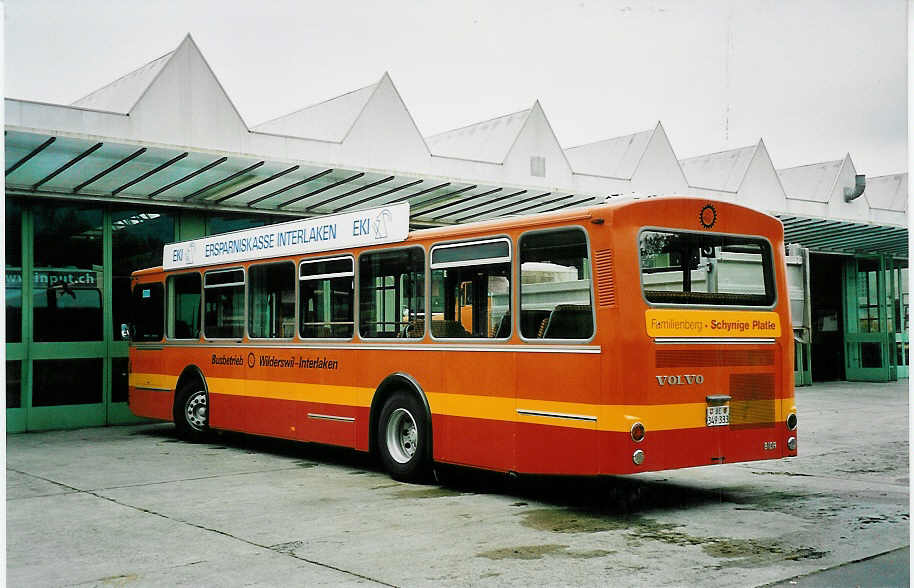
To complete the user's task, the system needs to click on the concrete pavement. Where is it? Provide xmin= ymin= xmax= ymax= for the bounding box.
xmin=7 ymin=379 xmax=909 ymax=586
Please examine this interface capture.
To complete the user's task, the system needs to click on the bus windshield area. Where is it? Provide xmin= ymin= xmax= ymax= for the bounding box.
xmin=640 ymin=230 xmax=775 ymax=306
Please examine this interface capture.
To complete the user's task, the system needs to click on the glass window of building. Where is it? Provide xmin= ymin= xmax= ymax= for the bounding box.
xmin=520 ymin=228 xmax=594 ymax=340
xmin=300 ymin=257 xmax=354 ymax=339
xmin=6 ymin=199 xmax=22 ymax=343
xmin=430 ymin=239 xmax=511 ymax=338
xmin=6 ymin=361 xmax=21 ymax=409
xmin=359 ymin=248 xmax=425 ymax=338
xmin=168 ymin=273 xmax=202 ymax=339
xmin=32 ymin=202 xmax=103 ymax=342
xmin=204 ymin=268 xmax=245 ymax=339
xmin=112 ymin=208 xmax=175 ymax=339
xmin=248 ymin=262 xmax=295 ymax=338
xmin=111 ymin=358 xmax=129 ymax=404
xmin=208 ymin=214 xmax=273 ymax=236
xmin=32 ymin=358 xmax=103 ymax=406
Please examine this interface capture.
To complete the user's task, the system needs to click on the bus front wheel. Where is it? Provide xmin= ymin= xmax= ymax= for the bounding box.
xmin=174 ymin=383 xmax=209 ymax=442
xmin=377 ymin=392 xmax=430 ymax=482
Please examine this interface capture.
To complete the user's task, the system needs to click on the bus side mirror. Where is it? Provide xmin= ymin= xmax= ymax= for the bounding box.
xmin=120 ymin=323 xmax=131 ymax=341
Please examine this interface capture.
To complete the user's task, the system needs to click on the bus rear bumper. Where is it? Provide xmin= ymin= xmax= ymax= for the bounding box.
xmin=599 ymin=424 xmax=797 ymax=475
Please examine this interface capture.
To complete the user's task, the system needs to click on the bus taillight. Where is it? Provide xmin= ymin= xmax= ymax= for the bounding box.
xmin=630 ymin=422 xmax=646 ymax=443
xmin=786 ymin=412 xmax=798 ymax=431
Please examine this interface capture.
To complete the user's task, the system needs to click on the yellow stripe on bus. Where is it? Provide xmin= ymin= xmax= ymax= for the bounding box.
xmin=131 ymin=372 xmax=794 ymax=432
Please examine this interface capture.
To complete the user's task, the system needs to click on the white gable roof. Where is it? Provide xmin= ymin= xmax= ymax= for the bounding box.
xmin=777 ymin=158 xmax=845 ymax=203
xmin=253 ymin=81 xmax=378 ymax=142
xmin=680 ymin=144 xmax=757 ymax=192
xmin=564 ymin=128 xmax=652 ymax=178
xmin=71 ymin=50 xmax=174 ymax=113
xmin=425 ymin=108 xmax=531 ymax=163
xmin=865 ymin=173 xmax=908 ymax=212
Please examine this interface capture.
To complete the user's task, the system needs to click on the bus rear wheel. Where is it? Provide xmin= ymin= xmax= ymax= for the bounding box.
xmin=174 ymin=383 xmax=209 ymax=442
xmin=377 ymin=392 xmax=430 ymax=482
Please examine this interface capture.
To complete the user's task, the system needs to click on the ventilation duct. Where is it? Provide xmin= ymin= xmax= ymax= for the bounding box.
xmin=843 ymin=174 xmax=866 ymax=202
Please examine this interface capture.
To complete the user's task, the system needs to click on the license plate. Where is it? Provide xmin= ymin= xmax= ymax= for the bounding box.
xmin=706 ymin=405 xmax=729 ymax=427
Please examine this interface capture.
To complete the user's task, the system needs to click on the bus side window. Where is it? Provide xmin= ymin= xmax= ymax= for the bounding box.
xmin=300 ymin=257 xmax=354 ymax=339
xmin=519 ymin=228 xmax=594 ymax=340
xmin=248 ymin=262 xmax=295 ymax=339
xmin=359 ymin=248 xmax=425 ymax=339
xmin=131 ymin=283 xmax=164 ymax=341
xmin=167 ymin=273 xmax=201 ymax=339
xmin=430 ymin=238 xmax=511 ymax=339
xmin=203 ymin=268 xmax=245 ymax=339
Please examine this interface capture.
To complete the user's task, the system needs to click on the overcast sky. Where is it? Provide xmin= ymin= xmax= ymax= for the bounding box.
xmin=4 ymin=0 xmax=908 ymax=176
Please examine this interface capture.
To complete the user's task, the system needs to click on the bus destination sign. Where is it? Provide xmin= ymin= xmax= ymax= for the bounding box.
xmin=163 ymin=203 xmax=410 ymax=270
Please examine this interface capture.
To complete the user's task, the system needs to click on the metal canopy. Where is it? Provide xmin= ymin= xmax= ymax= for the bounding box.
xmin=779 ymin=214 xmax=908 ymax=258
xmin=6 ymin=131 xmax=906 ymax=255
xmin=5 ymin=130 xmax=589 ymax=227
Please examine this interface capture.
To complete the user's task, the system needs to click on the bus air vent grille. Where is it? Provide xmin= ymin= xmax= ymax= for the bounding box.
xmin=729 ymin=373 xmax=775 ymax=428
xmin=655 ymin=348 xmax=774 ymax=368
xmin=594 ymin=249 xmax=616 ymax=308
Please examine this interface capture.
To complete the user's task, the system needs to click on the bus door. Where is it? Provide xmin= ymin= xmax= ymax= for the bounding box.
xmin=298 ymin=257 xmax=356 ymax=447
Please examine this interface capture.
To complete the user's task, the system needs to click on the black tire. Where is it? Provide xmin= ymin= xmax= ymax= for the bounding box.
xmin=377 ymin=391 xmax=430 ymax=482
xmin=173 ymin=382 xmax=209 ymax=442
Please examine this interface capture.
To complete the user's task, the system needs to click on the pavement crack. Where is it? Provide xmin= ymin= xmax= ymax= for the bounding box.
xmin=7 ymin=468 xmax=397 ymax=587
xmin=88 ymin=466 xmax=305 ymax=491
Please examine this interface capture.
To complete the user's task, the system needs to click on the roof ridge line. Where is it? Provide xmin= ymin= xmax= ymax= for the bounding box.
xmin=680 ymin=143 xmax=756 ymax=162
xmin=564 ymin=127 xmax=653 ymax=151
xmin=253 ymin=79 xmax=380 ymax=129
xmin=776 ymin=158 xmax=845 ymax=172
xmin=426 ymin=107 xmax=533 ymax=140
xmin=70 ymin=48 xmax=175 ymax=106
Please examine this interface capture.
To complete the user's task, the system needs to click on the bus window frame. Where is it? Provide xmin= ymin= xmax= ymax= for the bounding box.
xmin=517 ymin=225 xmax=597 ymax=345
xmin=636 ymin=227 xmax=778 ymax=310
xmin=298 ymin=254 xmax=355 ymax=341
xmin=356 ymin=244 xmax=427 ymax=341
xmin=248 ymin=260 xmax=297 ymax=341
xmin=165 ymin=271 xmax=203 ymax=341
xmin=429 ymin=236 xmax=513 ymax=342
xmin=202 ymin=266 xmax=247 ymax=341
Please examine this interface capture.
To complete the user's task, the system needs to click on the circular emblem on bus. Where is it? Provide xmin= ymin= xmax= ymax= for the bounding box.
xmin=699 ymin=204 xmax=717 ymax=229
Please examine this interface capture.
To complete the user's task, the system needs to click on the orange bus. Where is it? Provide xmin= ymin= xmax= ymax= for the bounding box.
xmin=127 ymin=197 xmax=798 ymax=481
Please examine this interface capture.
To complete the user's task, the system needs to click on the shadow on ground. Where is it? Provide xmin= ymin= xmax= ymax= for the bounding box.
xmin=132 ymin=423 xmax=785 ymax=518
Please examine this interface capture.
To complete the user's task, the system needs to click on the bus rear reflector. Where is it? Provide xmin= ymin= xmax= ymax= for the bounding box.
xmin=630 ymin=422 xmax=645 ymax=443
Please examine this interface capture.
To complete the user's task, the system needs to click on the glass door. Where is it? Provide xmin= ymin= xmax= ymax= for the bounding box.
xmin=891 ymin=261 xmax=908 ymax=378
xmin=6 ymin=199 xmax=27 ymax=432
xmin=843 ymin=255 xmax=896 ymax=382
xmin=5 ymin=199 xmax=179 ymax=432
xmin=27 ymin=202 xmax=108 ymax=430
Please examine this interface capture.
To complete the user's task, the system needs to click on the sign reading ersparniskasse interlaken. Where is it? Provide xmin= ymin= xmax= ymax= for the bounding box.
xmin=162 ymin=203 xmax=410 ymax=270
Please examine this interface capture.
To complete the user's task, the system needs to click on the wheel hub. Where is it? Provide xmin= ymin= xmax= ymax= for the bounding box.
xmin=386 ymin=408 xmax=418 ymax=464
xmin=185 ymin=391 xmax=207 ymax=431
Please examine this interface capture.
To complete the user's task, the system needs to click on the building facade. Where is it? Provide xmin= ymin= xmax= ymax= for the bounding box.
xmin=5 ymin=35 xmax=907 ymax=431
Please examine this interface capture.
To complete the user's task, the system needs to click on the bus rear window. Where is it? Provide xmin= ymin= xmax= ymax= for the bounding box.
xmin=640 ymin=230 xmax=775 ymax=306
